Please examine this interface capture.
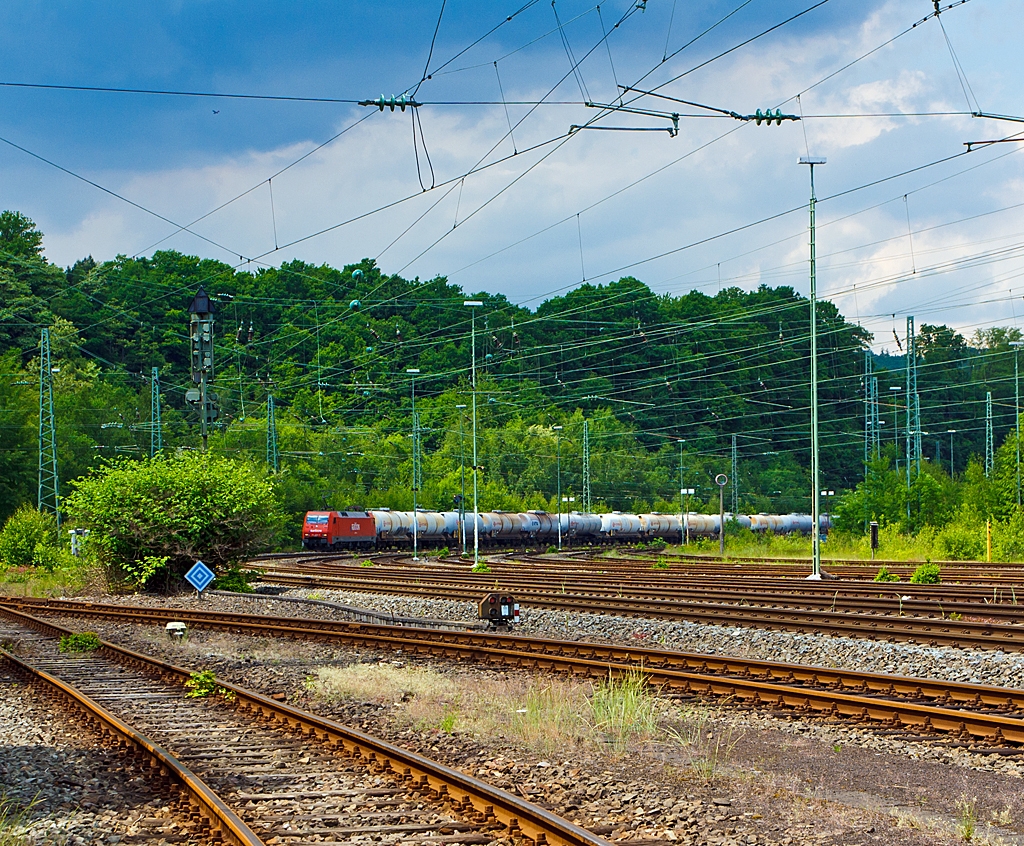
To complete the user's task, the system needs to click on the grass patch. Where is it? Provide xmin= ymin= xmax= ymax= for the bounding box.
xmin=667 ymin=700 xmax=740 ymax=786
xmin=588 ymin=669 xmax=660 ymax=752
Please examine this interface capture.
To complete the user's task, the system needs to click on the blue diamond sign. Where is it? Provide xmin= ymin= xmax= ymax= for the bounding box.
xmin=184 ymin=560 xmax=215 ymax=593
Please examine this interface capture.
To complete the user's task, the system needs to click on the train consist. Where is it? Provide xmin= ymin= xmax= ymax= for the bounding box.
xmin=301 ymin=508 xmax=829 ymax=551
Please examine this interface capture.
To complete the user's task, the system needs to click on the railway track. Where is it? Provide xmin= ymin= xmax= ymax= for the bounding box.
xmin=249 ymin=556 xmax=1024 ymax=621
xmin=8 ymin=597 xmax=1024 ymax=751
xmin=0 ymin=604 xmax=611 ymax=846
xmin=238 ymin=562 xmax=1024 ymax=650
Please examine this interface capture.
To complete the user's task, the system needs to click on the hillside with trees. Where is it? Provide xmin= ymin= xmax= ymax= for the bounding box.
xmin=2 ymin=209 xmax=1022 ymax=553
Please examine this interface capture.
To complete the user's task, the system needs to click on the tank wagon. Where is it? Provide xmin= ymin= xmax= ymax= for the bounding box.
xmin=302 ymin=508 xmax=830 ymax=551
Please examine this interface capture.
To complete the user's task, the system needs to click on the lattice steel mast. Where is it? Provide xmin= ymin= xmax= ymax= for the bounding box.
xmin=150 ymin=366 xmax=163 ymax=457
xmin=266 ymin=394 xmax=280 ymax=473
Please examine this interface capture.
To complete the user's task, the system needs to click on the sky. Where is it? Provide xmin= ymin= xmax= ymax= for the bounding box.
xmin=1 ymin=0 xmax=1022 ymax=353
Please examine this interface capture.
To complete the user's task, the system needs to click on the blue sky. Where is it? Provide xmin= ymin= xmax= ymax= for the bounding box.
xmin=1 ymin=0 xmax=1022 ymax=352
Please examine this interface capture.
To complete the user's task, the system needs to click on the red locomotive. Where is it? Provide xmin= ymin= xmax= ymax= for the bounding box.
xmin=302 ymin=511 xmax=376 ymax=550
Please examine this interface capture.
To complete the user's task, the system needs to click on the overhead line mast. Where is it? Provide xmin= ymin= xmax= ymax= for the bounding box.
xmin=38 ymin=328 xmax=59 ymax=526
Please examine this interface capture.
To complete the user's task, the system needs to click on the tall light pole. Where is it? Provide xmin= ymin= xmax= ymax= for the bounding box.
xmin=552 ymin=425 xmax=563 ymax=551
xmin=947 ymin=429 xmax=957 ymax=477
xmin=464 ymin=300 xmax=483 ymax=569
xmin=456 ymin=403 xmax=467 ymax=555
xmin=407 ymin=368 xmax=421 ymax=560
xmin=1012 ymin=341 xmax=1024 ymax=507
xmin=799 ymin=155 xmax=825 ymax=579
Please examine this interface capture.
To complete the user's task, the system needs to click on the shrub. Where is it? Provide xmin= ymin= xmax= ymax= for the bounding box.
xmin=910 ymin=562 xmax=941 ymax=584
xmin=0 ymin=506 xmax=59 ymax=571
xmin=65 ymin=453 xmax=284 ymax=591
xmin=470 ymin=561 xmax=492 ymax=574
xmin=873 ymin=567 xmax=900 ymax=583
xmin=59 ymin=632 xmax=101 ymax=653
xmin=212 ymin=566 xmax=257 ymax=593
xmin=936 ymin=519 xmax=984 ymax=561
xmin=436 ymin=546 xmax=449 ymax=558
xmin=647 ymin=537 xmax=667 ymax=550
xmin=546 ymin=545 xmax=558 ymax=554
xmin=652 ymin=557 xmax=670 ymax=571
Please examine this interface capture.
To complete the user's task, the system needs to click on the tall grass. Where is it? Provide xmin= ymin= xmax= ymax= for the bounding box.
xmin=588 ymin=670 xmax=660 ymax=753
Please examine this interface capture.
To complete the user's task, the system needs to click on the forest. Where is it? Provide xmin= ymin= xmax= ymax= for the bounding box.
xmin=2 ymin=209 xmax=1023 ymax=549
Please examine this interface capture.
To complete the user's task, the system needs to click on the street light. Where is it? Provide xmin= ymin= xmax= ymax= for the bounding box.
xmin=464 ymin=300 xmax=483 ymax=569
xmin=455 ymin=404 xmax=467 ymax=555
xmin=552 ymin=425 xmax=563 ymax=551
xmin=407 ymin=368 xmax=421 ymax=560
xmin=947 ymin=429 xmax=957 ymax=477
xmin=799 ymin=154 xmax=825 ymax=579
xmin=1011 ymin=341 xmax=1024 ymax=507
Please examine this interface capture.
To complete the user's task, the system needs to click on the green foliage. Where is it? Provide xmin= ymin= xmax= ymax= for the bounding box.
xmin=359 ymin=559 xmax=374 ymax=567
xmin=470 ymin=561 xmax=492 ymax=574
xmin=212 ymin=566 xmax=257 ymax=593
xmin=652 ymin=556 xmax=670 ymax=570
xmin=435 ymin=546 xmax=449 ymax=558
xmin=935 ymin=512 xmax=985 ymax=561
xmin=546 ymin=545 xmax=558 ymax=554
xmin=873 ymin=567 xmax=899 ymax=583
xmin=58 ymin=632 xmax=101 ymax=653
xmin=0 ymin=506 xmax=59 ymax=571
xmin=909 ymin=562 xmax=941 ymax=584
xmin=65 ymin=453 xmax=283 ymax=591
xmin=184 ymin=670 xmax=235 ymax=700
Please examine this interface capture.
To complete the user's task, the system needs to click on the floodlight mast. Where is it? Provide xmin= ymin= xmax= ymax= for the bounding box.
xmin=799 ymin=156 xmax=826 ymax=580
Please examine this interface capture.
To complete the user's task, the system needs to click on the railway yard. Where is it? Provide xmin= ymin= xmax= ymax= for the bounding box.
xmin=5 ymin=550 xmax=1024 ymax=845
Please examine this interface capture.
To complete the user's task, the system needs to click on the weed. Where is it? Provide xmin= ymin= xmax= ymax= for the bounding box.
xmin=184 ymin=670 xmax=235 ymax=701
xmin=652 ymin=557 xmax=670 ymax=571
xmin=910 ymin=562 xmax=941 ymax=584
xmin=956 ymin=795 xmax=977 ymax=841
xmin=588 ymin=669 xmax=659 ymax=754
xmin=546 ymin=545 xmax=558 ymax=554
xmin=436 ymin=546 xmax=449 ymax=558
xmin=668 ymin=700 xmax=739 ymax=785
xmin=471 ymin=561 xmax=492 ymax=574
xmin=832 ymin=743 xmax=842 ymax=753
xmin=58 ymin=632 xmax=101 ymax=653
xmin=948 ymin=611 xmax=962 ymax=621
xmin=873 ymin=567 xmax=900 ymax=583
xmin=0 ymin=794 xmax=39 ymax=846
xmin=307 ymin=591 xmax=325 ymax=600
xmin=439 ymin=708 xmax=458 ymax=733
xmin=359 ymin=560 xmax=374 ymax=568
xmin=990 ymin=806 xmax=1013 ymax=827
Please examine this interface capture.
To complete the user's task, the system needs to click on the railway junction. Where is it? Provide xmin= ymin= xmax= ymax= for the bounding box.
xmin=3 ymin=549 xmax=1024 ymax=845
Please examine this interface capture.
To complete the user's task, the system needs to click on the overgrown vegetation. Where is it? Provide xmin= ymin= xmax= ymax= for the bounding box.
xmin=212 ymin=566 xmax=258 ymax=593
xmin=873 ymin=567 xmax=900 ymax=583
xmin=58 ymin=632 xmax=101 ymax=653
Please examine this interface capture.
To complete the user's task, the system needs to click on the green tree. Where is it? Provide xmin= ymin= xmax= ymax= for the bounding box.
xmin=65 ymin=453 xmax=283 ymax=590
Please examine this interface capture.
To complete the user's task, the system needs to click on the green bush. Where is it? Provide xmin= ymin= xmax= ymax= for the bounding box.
xmin=873 ymin=567 xmax=899 ymax=583
xmin=212 ymin=566 xmax=257 ymax=593
xmin=937 ymin=520 xmax=983 ymax=561
xmin=909 ymin=562 xmax=941 ymax=584
xmin=470 ymin=561 xmax=492 ymax=574
xmin=0 ymin=506 xmax=59 ymax=571
xmin=436 ymin=546 xmax=449 ymax=558
xmin=652 ymin=557 xmax=670 ymax=570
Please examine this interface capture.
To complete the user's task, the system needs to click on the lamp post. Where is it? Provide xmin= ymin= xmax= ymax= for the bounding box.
xmin=947 ymin=429 xmax=957 ymax=477
xmin=464 ymin=300 xmax=483 ymax=569
xmin=552 ymin=425 xmax=563 ymax=551
xmin=1012 ymin=341 xmax=1024 ymax=507
xmin=799 ymin=155 xmax=825 ymax=579
xmin=407 ymin=368 xmax=421 ymax=560
xmin=456 ymin=404 xmax=467 ymax=554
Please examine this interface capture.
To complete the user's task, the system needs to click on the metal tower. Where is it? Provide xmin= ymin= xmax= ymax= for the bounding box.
xmin=37 ymin=329 xmax=60 ymax=525
xmin=870 ymin=376 xmax=880 ymax=458
xmin=150 ymin=366 xmax=163 ymax=457
xmin=266 ymin=394 xmax=280 ymax=473
xmin=731 ymin=434 xmax=738 ymax=514
xmin=582 ymin=419 xmax=591 ymax=512
xmin=986 ymin=391 xmax=994 ymax=476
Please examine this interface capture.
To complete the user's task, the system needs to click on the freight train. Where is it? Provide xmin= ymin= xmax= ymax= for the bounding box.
xmin=301 ymin=508 xmax=829 ymax=551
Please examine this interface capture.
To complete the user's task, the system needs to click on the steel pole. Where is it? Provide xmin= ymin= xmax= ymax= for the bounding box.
xmin=411 ymin=374 xmax=417 ymax=560
xmin=556 ymin=429 xmax=562 ymax=551
xmin=471 ymin=311 xmax=479 ymax=568
xmin=808 ymin=162 xmax=821 ymax=578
